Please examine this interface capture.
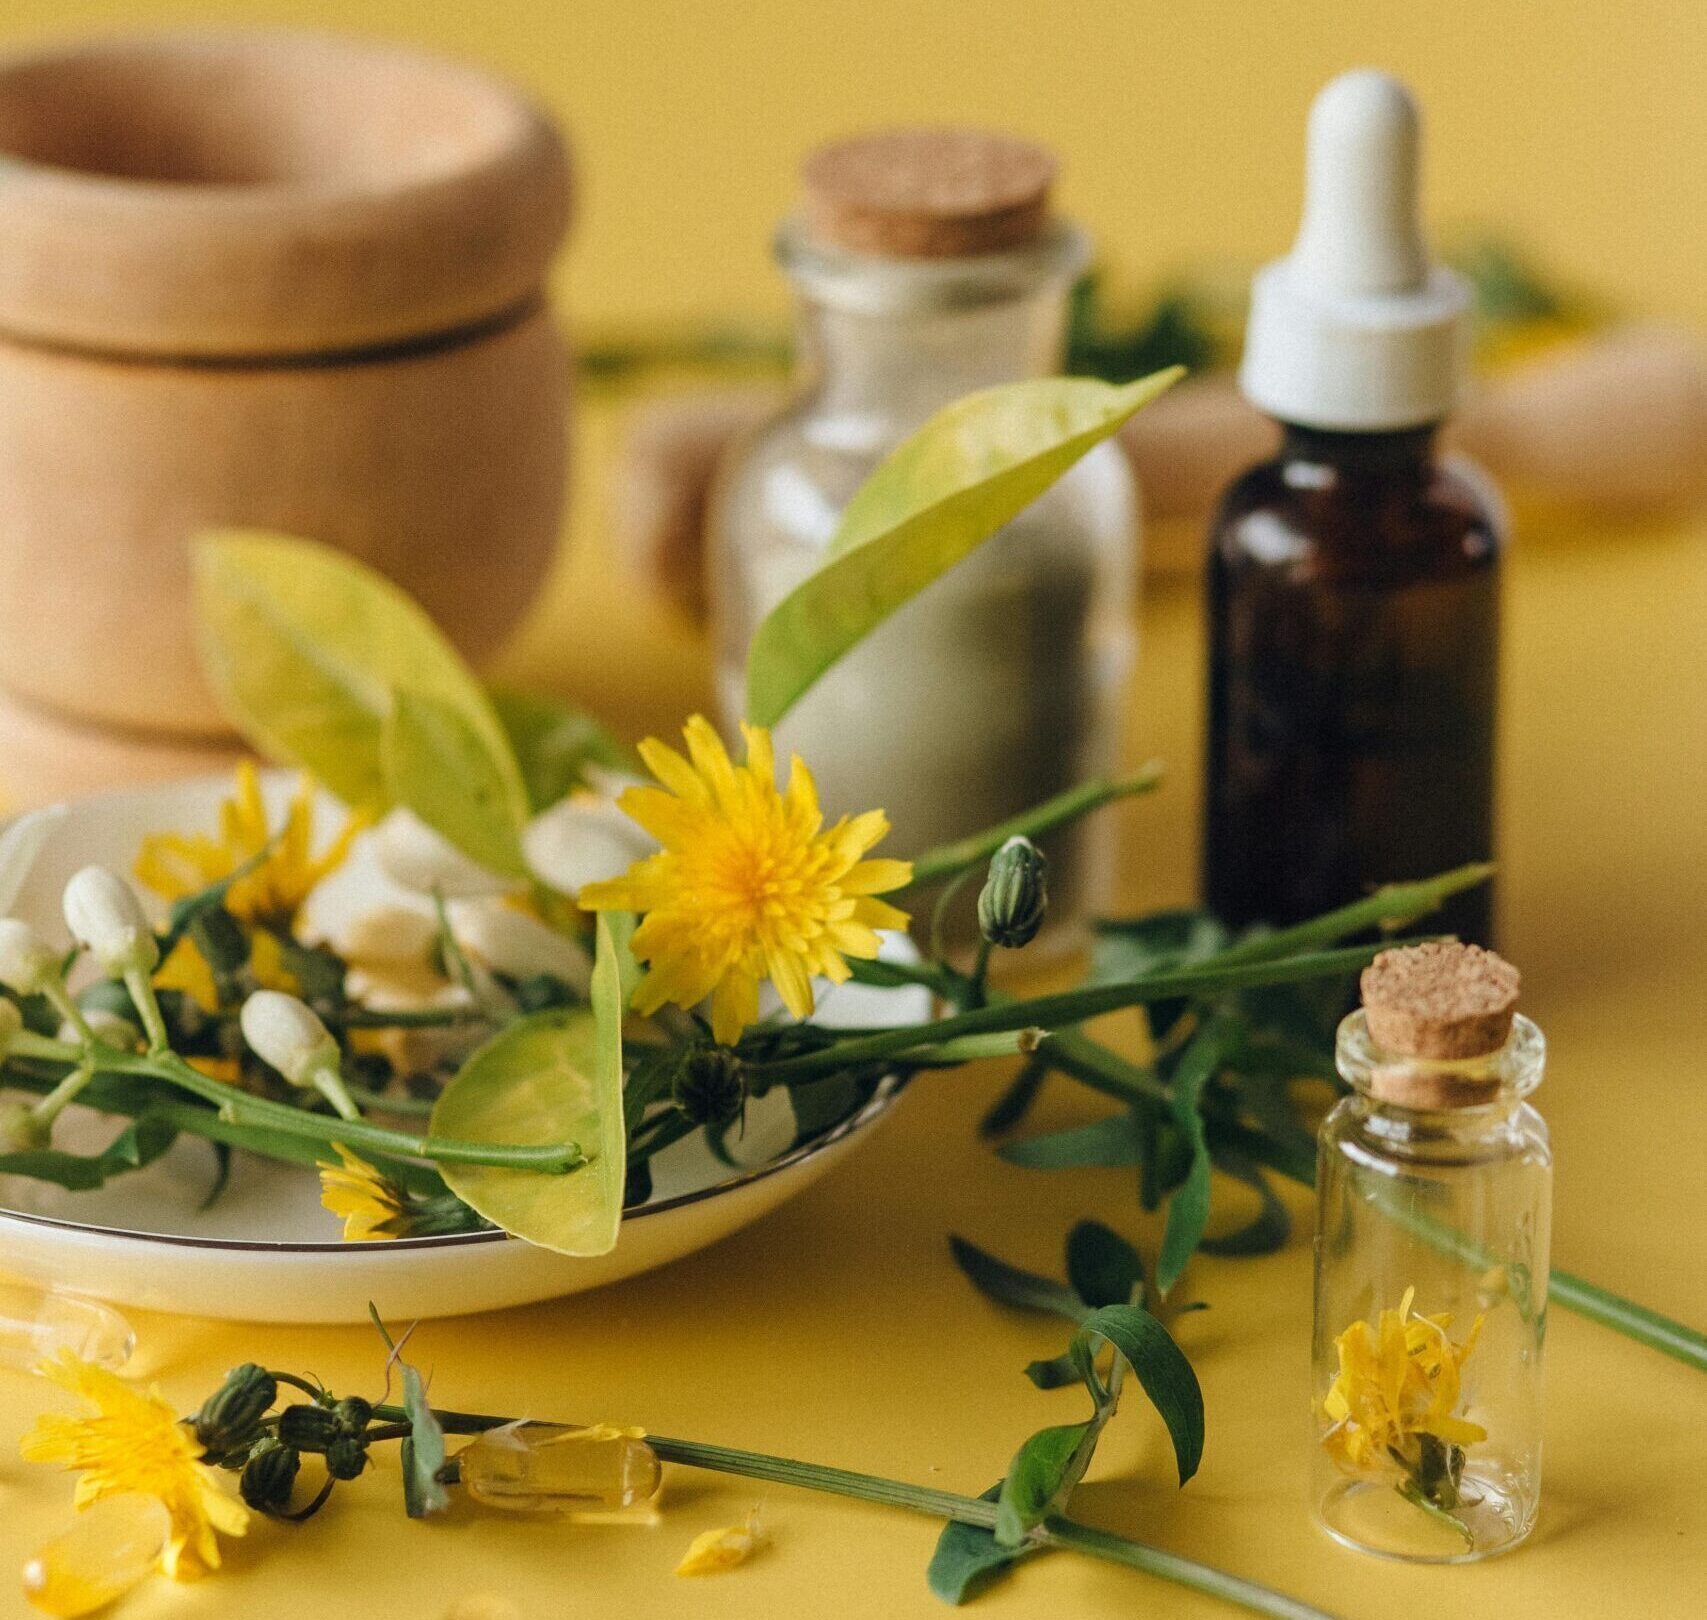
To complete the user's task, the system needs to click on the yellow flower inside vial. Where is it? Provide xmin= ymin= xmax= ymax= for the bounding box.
xmin=1312 ymin=943 xmax=1551 ymax=1561
xmin=456 ymin=1423 xmax=662 ymax=1519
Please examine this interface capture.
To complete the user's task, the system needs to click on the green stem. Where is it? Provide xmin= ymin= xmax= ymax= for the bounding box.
xmin=1036 ymin=1517 xmax=1336 ymax=1620
xmin=967 ymin=938 xmax=994 ymax=1009
xmin=369 ymin=1403 xmax=1338 ymax=1620
xmin=27 ymin=1057 xmax=96 ymax=1131
xmin=754 ymin=943 xmax=1397 ymax=1083
xmin=1198 ymin=865 xmax=1494 ymax=966
xmin=8 ymin=1034 xmax=582 ymax=1174
xmin=904 ymin=767 xmax=1163 ymax=889
xmin=123 ymin=965 xmax=172 ymax=1054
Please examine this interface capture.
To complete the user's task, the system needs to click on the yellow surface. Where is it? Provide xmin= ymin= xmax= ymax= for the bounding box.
xmin=2 ymin=3 xmax=1706 ymax=1618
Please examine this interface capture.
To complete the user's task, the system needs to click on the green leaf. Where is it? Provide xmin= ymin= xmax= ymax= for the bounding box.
xmin=978 ymin=1055 xmax=1048 ymax=1138
xmin=1022 ymin=1352 xmax=1083 ymax=1390
xmin=490 ymin=689 xmax=636 ymax=812
xmin=948 ymin=1235 xmax=1083 ymax=1322
xmin=398 ymin=1365 xmax=449 ymax=1518
xmin=192 ymin=531 xmax=525 ymax=822
xmin=382 ymin=690 xmax=528 ymax=878
xmin=1073 ymin=1304 xmax=1204 ymax=1486
xmin=1199 ymin=1152 xmax=1292 ymax=1258
xmin=998 ymin=1111 xmax=1144 ymax=1170
xmin=1064 ymin=1221 xmax=1144 ymax=1309
xmin=430 ymin=965 xmax=626 ymax=1257
xmin=927 ymin=1484 xmax=1039 ymax=1603
xmin=995 ymin=1421 xmax=1096 ymax=1546
xmin=0 ymin=1110 xmax=178 ymax=1191
xmin=743 ymin=369 xmax=1182 ymax=726
xmin=1157 ymin=1015 xmax=1240 ymax=1297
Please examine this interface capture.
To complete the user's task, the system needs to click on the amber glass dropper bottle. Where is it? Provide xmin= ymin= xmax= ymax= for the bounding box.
xmin=1204 ymin=70 xmax=1501 ymax=946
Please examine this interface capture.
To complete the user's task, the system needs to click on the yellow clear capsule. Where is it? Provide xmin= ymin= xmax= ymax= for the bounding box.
xmin=22 ymin=1493 xmax=170 ymax=1617
xmin=458 ymin=1423 xmax=662 ymax=1519
xmin=0 ymin=1282 xmax=134 ymax=1374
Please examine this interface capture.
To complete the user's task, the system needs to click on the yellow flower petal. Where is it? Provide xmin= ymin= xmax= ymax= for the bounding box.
xmin=21 ymin=1353 xmax=247 ymax=1581
xmin=578 ymin=718 xmax=909 ymax=1044
xmin=676 ymin=1510 xmax=767 ymax=1576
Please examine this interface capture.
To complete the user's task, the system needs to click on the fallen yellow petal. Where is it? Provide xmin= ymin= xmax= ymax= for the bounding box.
xmin=675 ymin=1509 xmax=767 ymax=1576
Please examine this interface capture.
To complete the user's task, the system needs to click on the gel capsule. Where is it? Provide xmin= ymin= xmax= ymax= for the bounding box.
xmin=0 ymin=1283 xmax=134 ymax=1373
xmin=458 ymin=1423 xmax=661 ymax=1517
xmin=22 ymin=1493 xmax=169 ymax=1616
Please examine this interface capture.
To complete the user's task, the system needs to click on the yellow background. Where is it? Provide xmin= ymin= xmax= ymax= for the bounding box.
xmin=1 ymin=3 xmax=1705 ymax=1618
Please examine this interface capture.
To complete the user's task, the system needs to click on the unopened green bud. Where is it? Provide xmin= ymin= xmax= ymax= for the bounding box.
xmin=240 ymin=1438 xmax=301 ymax=1514
xmin=331 ymin=1396 xmax=372 ymax=1435
xmin=193 ymin=1363 xmax=277 ymax=1459
xmin=277 ymin=1402 xmax=340 ymax=1453
xmin=672 ymin=1046 xmax=745 ymax=1126
xmin=325 ymin=1435 xmax=370 ymax=1481
xmin=977 ymin=837 xmax=1049 ymax=949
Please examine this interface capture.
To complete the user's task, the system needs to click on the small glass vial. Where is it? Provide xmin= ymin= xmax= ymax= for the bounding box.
xmin=457 ymin=1422 xmax=661 ymax=1519
xmin=708 ymin=128 xmax=1137 ymax=946
xmin=1313 ymin=942 xmax=1550 ymax=1562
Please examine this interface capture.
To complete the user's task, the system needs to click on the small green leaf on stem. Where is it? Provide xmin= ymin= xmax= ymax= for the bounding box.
xmin=995 ymin=1421 xmax=1097 ymax=1546
xmin=948 ymin=1235 xmax=1083 ymax=1322
xmin=927 ymin=1484 xmax=1039 ymax=1603
xmin=1064 ymin=1222 xmax=1144 ymax=1310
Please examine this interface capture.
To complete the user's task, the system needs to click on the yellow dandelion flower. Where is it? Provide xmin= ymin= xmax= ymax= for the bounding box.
xmin=577 ymin=716 xmax=912 ymax=1046
xmin=318 ymin=1145 xmax=409 ymax=1241
xmin=20 ymin=1353 xmax=249 ymax=1579
xmin=676 ymin=1509 xmax=768 ymax=1576
xmin=1320 ymin=1286 xmax=1486 ymax=1480
xmin=136 ymin=761 xmax=367 ymax=929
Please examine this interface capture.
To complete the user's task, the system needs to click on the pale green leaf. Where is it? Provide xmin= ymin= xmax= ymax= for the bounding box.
xmin=382 ymin=690 xmax=528 ymax=878
xmin=430 ymin=944 xmax=627 ymax=1257
xmin=743 ymin=368 xmax=1182 ymax=726
xmin=191 ymin=531 xmax=525 ymax=822
xmin=490 ymin=688 xmax=636 ymax=811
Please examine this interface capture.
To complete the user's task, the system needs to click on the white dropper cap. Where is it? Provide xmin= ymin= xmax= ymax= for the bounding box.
xmin=1239 ymin=69 xmax=1471 ymax=431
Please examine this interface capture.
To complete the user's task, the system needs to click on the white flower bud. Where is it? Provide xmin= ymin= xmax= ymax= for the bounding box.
xmin=447 ymin=898 xmax=592 ymax=994
xmin=240 ymin=991 xmax=339 ymax=1088
xmin=371 ymin=810 xmax=512 ymax=899
xmin=522 ymin=791 xmax=654 ymax=898
xmin=62 ymin=867 xmax=159 ymax=977
xmin=0 ymin=918 xmax=61 ymax=996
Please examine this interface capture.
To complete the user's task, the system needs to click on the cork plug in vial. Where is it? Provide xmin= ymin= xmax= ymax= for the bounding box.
xmin=1313 ymin=942 xmax=1551 ymax=1560
xmin=1205 ymin=71 xmax=1503 ymax=947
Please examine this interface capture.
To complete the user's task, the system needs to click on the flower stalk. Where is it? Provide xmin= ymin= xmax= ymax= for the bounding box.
xmin=369 ymin=1400 xmax=1341 ymax=1620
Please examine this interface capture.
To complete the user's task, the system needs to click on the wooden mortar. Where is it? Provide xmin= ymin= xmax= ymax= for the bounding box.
xmin=0 ymin=29 xmax=572 ymax=737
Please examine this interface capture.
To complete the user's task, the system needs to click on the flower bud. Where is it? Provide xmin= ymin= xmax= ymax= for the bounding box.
xmin=192 ymin=1363 xmax=277 ymax=1461
xmin=331 ymin=1395 xmax=373 ymax=1434
xmin=672 ymin=1046 xmax=746 ymax=1127
xmin=977 ymin=837 xmax=1050 ymax=949
xmin=240 ymin=1438 xmax=301 ymax=1514
xmin=0 ymin=918 xmax=61 ymax=996
xmin=63 ymin=867 xmax=159 ymax=977
xmin=240 ymin=991 xmax=339 ymax=1088
xmin=325 ymin=1435 xmax=370 ymax=1481
xmin=277 ymin=1402 xmax=340 ymax=1453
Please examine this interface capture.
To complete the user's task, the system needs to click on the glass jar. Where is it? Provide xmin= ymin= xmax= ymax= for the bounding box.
xmin=707 ymin=218 xmax=1138 ymax=947
xmin=1312 ymin=1008 xmax=1551 ymax=1561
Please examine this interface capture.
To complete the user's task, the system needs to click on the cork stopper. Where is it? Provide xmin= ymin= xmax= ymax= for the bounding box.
xmin=800 ymin=127 xmax=1056 ymax=259
xmin=1359 ymin=942 xmax=1522 ymax=1108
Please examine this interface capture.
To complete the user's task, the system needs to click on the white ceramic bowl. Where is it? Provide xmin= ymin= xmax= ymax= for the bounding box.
xmin=0 ymin=775 xmax=927 ymax=1322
